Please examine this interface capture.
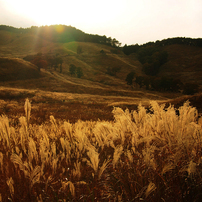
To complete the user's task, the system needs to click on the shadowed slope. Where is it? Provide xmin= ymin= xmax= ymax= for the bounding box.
xmin=0 ymin=57 xmax=42 ymax=81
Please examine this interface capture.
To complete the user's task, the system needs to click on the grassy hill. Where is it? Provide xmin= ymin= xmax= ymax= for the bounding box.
xmin=1 ymin=25 xmax=202 ymax=202
xmin=0 ymin=28 xmax=144 ymax=95
xmin=159 ymin=44 xmax=202 ymax=85
xmin=0 ymin=25 xmax=202 ymax=123
xmin=0 ymin=57 xmax=41 ymax=81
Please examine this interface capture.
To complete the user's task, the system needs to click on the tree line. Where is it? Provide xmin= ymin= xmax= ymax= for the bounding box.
xmin=123 ymin=37 xmax=202 ymax=95
xmin=0 ymin=25 xmax=121 ymax=47
xmin=125 ymin=73 xmax=199 ymax=95
xmin=23 ymin=53 xmax=84 ymax=78
xmin=23 ymin=53 xmax=63 ymax=73
xmin=122 ymin=37 xmax=202 ymax=56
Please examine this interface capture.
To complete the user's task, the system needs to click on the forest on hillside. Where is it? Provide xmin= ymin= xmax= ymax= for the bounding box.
xmin=123 ymin=37 xmax=202 ymax=95
xmin=0 ymin=24 xmax=121 ymax=47
xmin=123 ymin=37 xmax=202 ymax=55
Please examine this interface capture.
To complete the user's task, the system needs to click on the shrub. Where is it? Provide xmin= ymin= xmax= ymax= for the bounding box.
xmin=100 ymin=49 xmax=105 ymax=54
xmin=76 ymin=67 xmax=83 ymax=78
xmin=106 ymin=66 xmax=121 ymax=76
xmin=125 ymin=71 xmax=136 ymax=85
xmin=31 ymin=58 xmax=48 ymax=71
xmin=69 ymin=64 xmax=76 ymax=75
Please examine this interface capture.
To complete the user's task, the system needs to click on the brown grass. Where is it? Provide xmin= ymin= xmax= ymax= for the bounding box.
xmin=0 ymin=86 xmax=172 ymax=126
xmin=0 ymin=57 xmax=41 ymax=81
xmin=0 ymin=99 xmax=202 ymax=201
xmin=0 ymin=29 xmax=202 ymax=201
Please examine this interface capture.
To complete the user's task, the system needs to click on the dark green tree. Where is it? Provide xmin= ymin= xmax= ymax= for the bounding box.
xmin=135 ymin=76 xmax=145 ymax=88
xmin=183 ymin=83 xmax=199 ymax=95
xmin=56 ymin=57 xmax=63 ymax=73
xmin=69 ymin=64 xmax=76 ymax=75
xmin=76 ymin=67 xmax=83 ymax=78
xmin=122 ymin=44 xmax=139 ymax=55
xmin=125 ymin=72 xmax=136 ymax=85
xmin=106 ymin=67 xmax=121 ymax=76
xmin=137 ymin=46 xmax=168 ymax=76
xmin=112 ymin=38 xmax=121 ymax=47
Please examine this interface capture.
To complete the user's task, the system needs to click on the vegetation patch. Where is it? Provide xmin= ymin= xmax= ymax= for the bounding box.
xmin=0 ymin=99 xmax=202 ymax=201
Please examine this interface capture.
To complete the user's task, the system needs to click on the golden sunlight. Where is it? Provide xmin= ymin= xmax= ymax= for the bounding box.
xmin=5 ymin=0 xmax=124 ymax=27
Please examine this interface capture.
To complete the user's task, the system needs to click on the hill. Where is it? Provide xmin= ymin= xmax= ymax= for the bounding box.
xmin=0 ymin=25 xmax=202 ymax=123
xmin=0 ymin=57 xmax=41 ymax=81
xmin=123 ymin=38 xmax=202 ymax=94
xmin=159 ymin=44 xmax=202 ymax=84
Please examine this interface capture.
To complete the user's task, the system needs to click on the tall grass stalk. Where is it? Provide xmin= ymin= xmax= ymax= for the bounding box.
xmin=0 ymin=99 xmax=202 ymax=201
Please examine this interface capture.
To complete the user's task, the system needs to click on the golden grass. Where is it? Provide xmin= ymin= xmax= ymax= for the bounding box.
xmin=0 ymin=99 xmax=202 ymax=201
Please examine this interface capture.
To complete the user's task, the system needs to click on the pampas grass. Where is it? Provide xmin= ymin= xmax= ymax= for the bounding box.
xmin=0 ymin=98 xmax=202 ymax=201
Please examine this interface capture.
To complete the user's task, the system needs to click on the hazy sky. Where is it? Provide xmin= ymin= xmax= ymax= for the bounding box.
xmin=0 ymin=0 xmax=201 ymax=45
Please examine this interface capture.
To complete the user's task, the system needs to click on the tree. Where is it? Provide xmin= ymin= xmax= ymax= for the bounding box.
xmin=112 ymin=38 xmax=121 ymax=47
xmin=56 ymin=57 xmax=63 ymax=73
xmin=100 ymin=50 xmax=105 ymax=54
xmin=125 ymin=72 xmax=136 ymax=85
xmin=122 ymin=44 xmax=139 ymax=55
xmin=159 ymin=51 xmax=168 ymax=66
xmin=31 ymin=56 xmax=48 ymax=71
xmin=137 ymin=47 xmax=168 ymax=76
xmin=76 ymin=67 xmax=83 ymax=78
xmin=159 ymin=77 xmax=182 ymax=92
xmin=106 ymin=67 xmax=121 ymax=76
xmin=69 ymin=64 xmax=76 ymax=75
xmin=183 ymin=83 xmax=199 ymax=95
xmin=135 ymin=76 xmax=145 ymax=88
xmin=48 ymin=56 xmax=63 ymax=71
xmin=77 ymin=46 xmax=82 ymax=54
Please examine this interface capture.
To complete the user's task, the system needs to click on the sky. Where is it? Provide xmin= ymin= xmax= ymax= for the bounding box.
xmin=0 ymin=0 xmax=202 ymax=45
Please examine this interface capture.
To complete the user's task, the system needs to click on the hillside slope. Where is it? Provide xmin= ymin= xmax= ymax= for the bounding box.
xmin=0 ymin=26 xmax=202 ymax=99
xmin=0 ymin=57 xmax=42 ymax=81
xmin=159 ymin=44 xmax=202 ymax=85
xmin=0 ymin=28 xmax=144 ymax=94
xmin=0 ymin=26 xmax=202 ymax=123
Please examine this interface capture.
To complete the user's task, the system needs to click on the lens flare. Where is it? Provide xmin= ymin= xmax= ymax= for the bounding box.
xmin=55 ymin=25 xmax=64 ymax=33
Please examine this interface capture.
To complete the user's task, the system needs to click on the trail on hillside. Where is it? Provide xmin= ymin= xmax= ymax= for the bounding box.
xmin=40 ymin=69 xmax=169 ymax=102
xmin=48 ymin=70 xmax=106 ymax=89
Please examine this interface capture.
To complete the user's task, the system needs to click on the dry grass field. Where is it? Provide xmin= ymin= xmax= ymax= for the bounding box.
xmin=0 ymin=27 xmax=202 ymax=201
xmin=0 ymin=99 xmax=202 ymax=201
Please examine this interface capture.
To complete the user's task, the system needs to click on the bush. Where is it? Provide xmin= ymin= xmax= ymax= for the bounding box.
xmin=125 ymin=71 xmax=136 ymax=85
xmin=76 ymin=67 xmax=83 ymax=78
xmin=106 ymin=66 xmax=121 ymax=76
xmin=69 ymin=64 xmax=76 ymax=75
xmin=31 ymin=57 xmax=48 ymax=71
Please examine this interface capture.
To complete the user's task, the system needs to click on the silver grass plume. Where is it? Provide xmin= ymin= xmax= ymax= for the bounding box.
xmin=145 ymin=182 xmax=156 ymax=198
xmin=24 ymin=98 xmax=31 ymax=125
xmin=6 ymin=177 xmax=14 ymax=198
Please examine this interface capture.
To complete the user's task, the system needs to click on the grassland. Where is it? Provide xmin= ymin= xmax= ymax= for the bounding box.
xmin=0 ymin=99 xmax=202 ymax=201
xmin=0 ymin=27 xmax=202 ymax=201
